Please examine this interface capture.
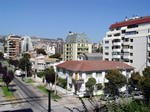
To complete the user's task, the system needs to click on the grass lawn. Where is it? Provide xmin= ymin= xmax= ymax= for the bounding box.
xmin=37 ymin=85 xmax=61 ymax=99
xmin=24 ymin=78 xmax=35 ymax=83
xmin=2 ymin=86 xmax=14 ymax=98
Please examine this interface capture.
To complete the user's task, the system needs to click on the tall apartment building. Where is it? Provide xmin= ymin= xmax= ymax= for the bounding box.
xmin=64 ymin=32 xmax=92 ymax=61
xmin=7 ymin=35 xmax=21 ymax=59
xmin=103 ymin=16 xmax=150 ymax=73
xmin=21 ymin=36 xmax=33 ymax=52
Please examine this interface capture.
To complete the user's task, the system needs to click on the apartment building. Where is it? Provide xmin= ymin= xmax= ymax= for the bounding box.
xmin=64 ymin=32 xmax=92 ymax=61
xmin=103 ymin=16 xmax=150 ymax=73
xmin=21 ymin=36 xmax=33 ymax=52
xmin=7 ymin=35 xmax=21 ymax=59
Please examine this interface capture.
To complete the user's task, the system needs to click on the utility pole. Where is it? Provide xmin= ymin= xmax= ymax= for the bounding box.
xmin=47 ymin=89 xmax=51 ymax=112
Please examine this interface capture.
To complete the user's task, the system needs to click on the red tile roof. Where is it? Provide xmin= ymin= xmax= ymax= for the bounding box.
xmin=56 ymin=60 xmax=134 ymax=72
xmin=109 ymin=16 xmax=150 ymax=29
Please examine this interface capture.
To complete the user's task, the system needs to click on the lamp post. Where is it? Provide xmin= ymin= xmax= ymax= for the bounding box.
xmin=47 ymin=89 xmax=51 ymax=112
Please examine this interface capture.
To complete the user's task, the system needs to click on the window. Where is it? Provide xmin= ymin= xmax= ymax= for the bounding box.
xmin=124 ymin=58 xmax=129 ymax=62
xmin=130 ymin=53 xmax=133 ymax=56
xmin=105 ymin=41 xmax=109 ymax=44
xmin=112 ymin=39 xmax=120 ymax=43
xmin=114 ymin=33 xmax=120 ymax=36
xmin=96 ymin=72 xmax=102 ymax=77
xmin=124 ymin=38 xmax=129 ymax=42
xmin=86 ymin=72 xmax=92 ymax=78
xmin=116 ymin=27 xmax=121 ymax=30
xmin=108 ymin=35 xmax=112 ymax=37
xmin=105 ymin=58 xmax=109 ymax=60
xmin=130 ymin=60 xmax=133 ymax=63
xmin=130 ymin=39 xmax=133 ymax=42
xmin=110 ymin=28 xmax=114 ymax=31
xmin=112 ymin=45 xmax=120 ymax=49
xmin=105 ymin=52 xmax=109 ymax=55
xmin=105 ymin=46 xmax=109 ymax=49
xmin=121 ymin=30 xmax=126 ymax=34
xmin=112 ymin=52 xmax=120 ymax=55
xmin=130 ymin=46 xmax=133 ymax=49
xmin=125 ymin=31 xmax=138 ymax=35
xmin=127 ymin=24 xmax=138 ymax=29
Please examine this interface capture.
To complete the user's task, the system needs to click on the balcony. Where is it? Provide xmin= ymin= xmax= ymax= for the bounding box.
xmin=123 ymin=54 xmax=130 ymax=59
xmin=112 ymin=48 xmax=121 ymax=52
xmin=147 ymin=60 xmax=150 ymax=66
xmin=112 ymin=42 xmax=121 ymax=46
xmin=77 ymin=46 xmax=89 ymax=48
xmin=123 ymin=41 xmax=130 ymax=45
xmin=148 ymin=46 xmax=150 ymax=51
xmin=148 ymin=36 xmax=150 ymax=43
xmin=112 ymin=55 xmax=121 ymax=59
xmin=123 ymin=48 xmax=130 ymax=52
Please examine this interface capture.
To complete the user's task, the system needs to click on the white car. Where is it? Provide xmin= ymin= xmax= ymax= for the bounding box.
xmin=15 ymin=70 xmax=22 ymax=76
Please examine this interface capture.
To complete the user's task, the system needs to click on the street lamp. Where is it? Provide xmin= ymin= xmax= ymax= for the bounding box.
xmin=47 ymin=89 xmax=51 ymax=112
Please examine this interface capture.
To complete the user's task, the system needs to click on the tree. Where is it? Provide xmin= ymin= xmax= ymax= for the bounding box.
xmin=45 ymin=67 xmax=55 ymax=86
xmin=139 ymin=67 xmax=150 ymax=103
xmin=0 ymin=52 xmax=4 ymax=60
xmin=129 ymin=72 xmax=141 ymax=89
xmin=19 ymin=53 xmax=32 ymax=77
xmin=9 ymin=59 xmax=19 ymax=67
xmin=86 ymin=77 xmax=96 ymax=97
xmin=45 ymin=67 xmax=56 ymax=112
xmin=36 ymin=48 xmax=47 ymax=55
xmin=2 ymin=67 xmax=14 ymax=88
xmin=49 ymin=53 xmax=61 ymax=59
xmin=96 ymin=83 xmax=103 ymax=90
xmin=23 ymin=53 xmax=31 ymax=59
xmin=95 ymin=47 xmax=103 ymax=53
xmin=105 ymin=69 xmax=126 ymax=96
xmin=142 ymin=67 xmax=150 ymax=78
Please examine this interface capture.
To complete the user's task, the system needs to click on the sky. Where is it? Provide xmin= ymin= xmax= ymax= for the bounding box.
xmin=0 ymin=0 xmax=150 ymax=43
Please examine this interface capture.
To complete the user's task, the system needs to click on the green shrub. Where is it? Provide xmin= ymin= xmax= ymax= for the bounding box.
xmin=25 ymin=78 xmax=35 ymax=83
xmin=37 ymin=85 xmax=61 ymax=99
xmin=37 ymin=71 xmax=46 ymax=78
xmin=57 ymin=77 xmax=67 ymax=89
xmin=106 ymin=100 xmax=150 ymax=112
xmin=96 ymin=83 xmax=103 ymax=90
xmin=2 ymin=86 xmax=13 ymax=97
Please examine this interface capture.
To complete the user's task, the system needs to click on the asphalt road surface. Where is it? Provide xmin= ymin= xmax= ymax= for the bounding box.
xmin=13 ymin=77 xmax=48 ymax=112
xmin=12 ymin=77 xmax=91 ymax=112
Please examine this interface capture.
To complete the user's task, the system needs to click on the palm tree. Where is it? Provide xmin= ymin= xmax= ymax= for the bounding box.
xmin=45 ymin=67 xmax=56 ymax=112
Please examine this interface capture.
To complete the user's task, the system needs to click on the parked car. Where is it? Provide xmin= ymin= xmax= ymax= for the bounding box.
xmin=15 ymin=70 xmax=22 ymax=77
xmin=132 ymin=90 xmax=143 ymax=96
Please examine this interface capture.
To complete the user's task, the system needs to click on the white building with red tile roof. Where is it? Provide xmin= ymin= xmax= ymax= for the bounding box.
xmin=56 ymin=60 xmax=134 ymax=95
xmin=30 ymin=54 xmax=60 ymax=72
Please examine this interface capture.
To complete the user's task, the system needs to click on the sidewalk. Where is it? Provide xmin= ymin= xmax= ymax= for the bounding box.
xmin=31 ymin=76 xmax=73 ymax=97
xmin=0 ymin=83 xmax=20 ymax=111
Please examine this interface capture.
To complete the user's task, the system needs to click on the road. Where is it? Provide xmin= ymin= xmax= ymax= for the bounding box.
xmin=13 ymin=77 xmax=48 ymax=112
xmin=12 ymin=77 xmax=92 ymax=112
xmin=1 ymin=77 xmax=143 ymax=112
